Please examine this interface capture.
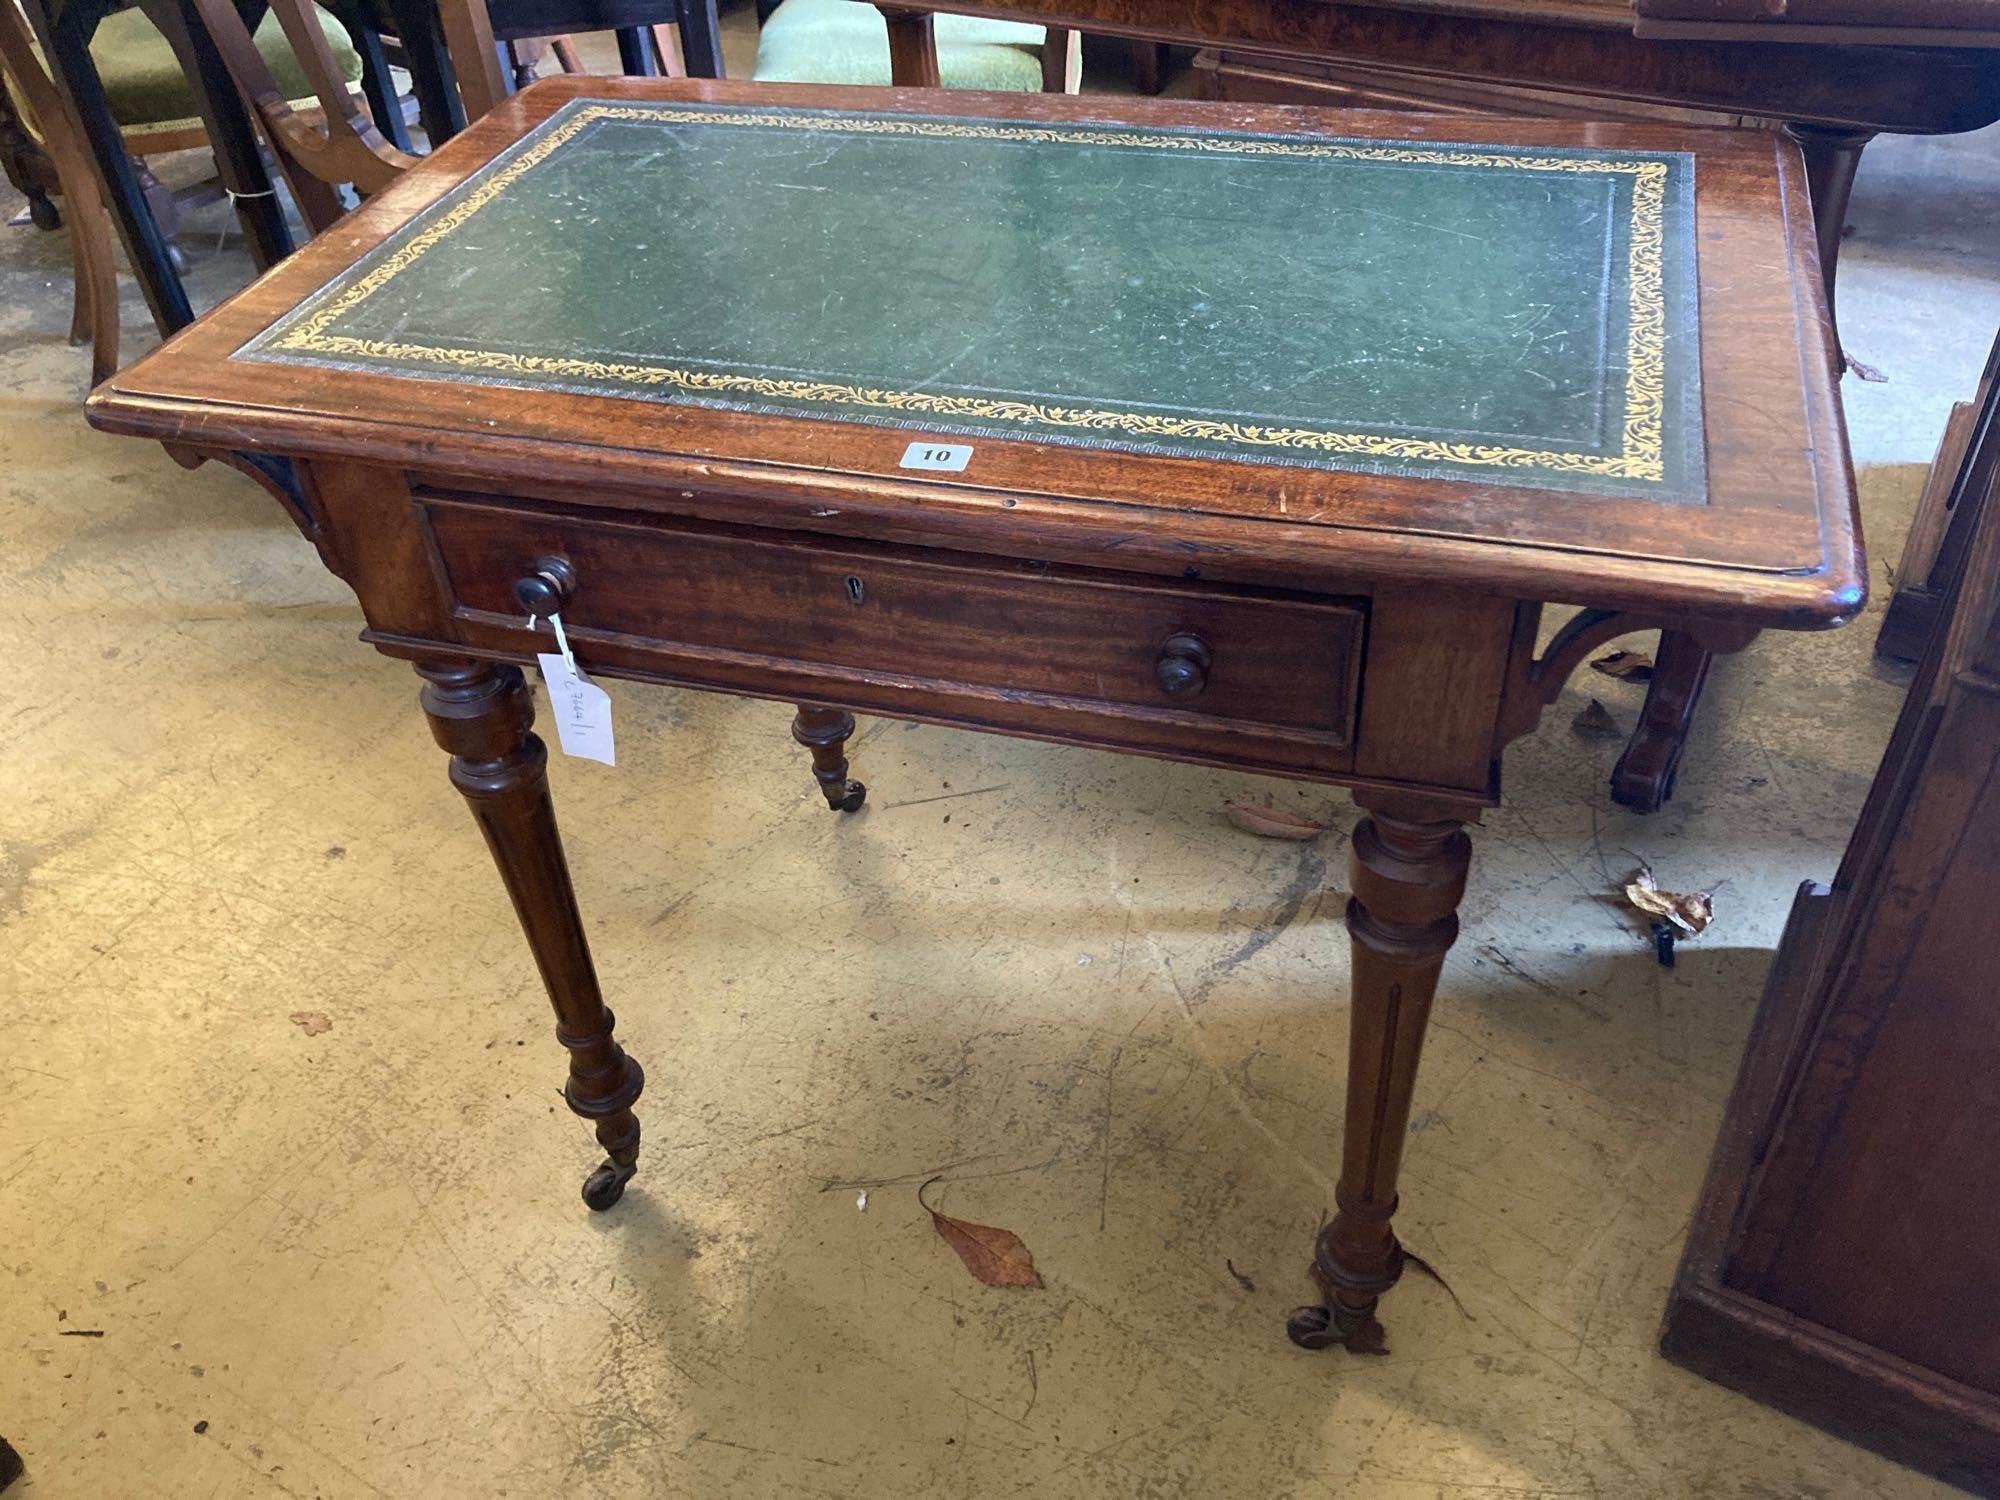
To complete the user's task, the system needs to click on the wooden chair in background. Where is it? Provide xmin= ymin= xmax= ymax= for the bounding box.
xmin=7 ymin=0 xmax=370 ymax=264
xmin=751 ymin=0 xmax=1168 ymax=94
xmin=190 ymin=0 xmax=414 ymax=230
xmin=187 ymin=0 xmax=605 ymax=229
xmin=753 ymin=0 xmax=1079 ymax=93
xmin=0 ymin=0 xmax=118 ymax=379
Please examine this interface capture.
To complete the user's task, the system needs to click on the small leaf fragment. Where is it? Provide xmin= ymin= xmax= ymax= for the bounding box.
xmin=1590 ymin=649 xmax=1655 ymax=682
xmin=1223 ymin=801 xmax=1328 ymax=840
xmin=1570 ymin=699 xmax=1623 ymax=740
xmin=1344 ymin=1314 xmax=1389 ymax=1356
xmin=1847 ymin=355 xmax=1888 ymax=384
xmin=920 ymin=1178 xmax=1042 ymax=1288
xmin=1623 ymin=865 xmax=1716 ymax=937
xmin=288 ymin=1011 xmax=333 ymax=1036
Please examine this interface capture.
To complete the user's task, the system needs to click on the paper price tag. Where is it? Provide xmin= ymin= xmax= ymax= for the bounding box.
xmin=537 ymin=652 xmax=616 ymax=766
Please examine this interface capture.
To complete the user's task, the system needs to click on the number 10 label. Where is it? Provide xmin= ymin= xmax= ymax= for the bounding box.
xmin=899 ymin=441 xmax=974 ymax=472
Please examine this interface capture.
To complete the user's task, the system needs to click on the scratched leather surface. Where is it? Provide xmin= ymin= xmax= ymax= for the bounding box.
xmin=243 ymin=99 xmax=1706 ymax=500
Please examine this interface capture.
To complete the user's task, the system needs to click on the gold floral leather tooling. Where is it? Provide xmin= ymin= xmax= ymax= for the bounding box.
xmin=243 ymin=99 xmax=1705 ymax=501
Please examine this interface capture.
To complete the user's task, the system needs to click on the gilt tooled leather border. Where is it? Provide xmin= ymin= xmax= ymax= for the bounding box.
xmin=244 ymin=100 xmax=1700 ymax=498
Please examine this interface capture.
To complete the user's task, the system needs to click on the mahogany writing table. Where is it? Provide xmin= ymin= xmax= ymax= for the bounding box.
xmin=86 ymin=77 xmax=1862 ymax=1349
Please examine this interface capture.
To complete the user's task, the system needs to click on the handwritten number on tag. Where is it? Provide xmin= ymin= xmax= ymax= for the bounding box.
xmin=537 ymin=652 xmax=615 ymax=765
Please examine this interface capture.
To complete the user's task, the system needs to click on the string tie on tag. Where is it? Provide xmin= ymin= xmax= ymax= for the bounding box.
xmin=549 ymin=613 xmax=581 ymax=675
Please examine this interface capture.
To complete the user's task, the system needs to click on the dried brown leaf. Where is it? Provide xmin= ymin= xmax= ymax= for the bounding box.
xmin=1590 ymin=649 xmax=1655 ymax=682
xmin=1623 ymin=865 xmax=1716 ymax=936
xmin=920 ymin=1179 xmax=1042 ymax=1289
xmin=1847 ymin=355 xmax=1888 ymax=384
xmin=288 ymin=1011 xmax=333 ymax=1036
xmin=1344 ymin=1314 xmax=1389 ymax=1356
xmin=1569 ymin=699 xmax=1623 ymax=740
xmin=1223 ymin=801 xmax=1327 ymax=841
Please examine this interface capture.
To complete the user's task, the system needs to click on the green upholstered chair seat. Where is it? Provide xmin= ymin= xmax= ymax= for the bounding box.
xmin=88 ymin=5 xmax=362 ymax=130
xmin=753 ymin=0 xmax=1046 ymax=91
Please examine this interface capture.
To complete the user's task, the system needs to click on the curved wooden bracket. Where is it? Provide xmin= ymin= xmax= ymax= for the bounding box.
xmin=1497 ymin=603 xmax=1761 ymax=749
xmin=1499 ymin=606 xmax=1659 ymax=746
xmin=163 ymin=443 xmax=323 ymax=543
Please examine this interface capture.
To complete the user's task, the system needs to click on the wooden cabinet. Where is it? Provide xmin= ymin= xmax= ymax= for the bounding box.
xmin=1663 ymin=335 xmax=2000 ymax=1494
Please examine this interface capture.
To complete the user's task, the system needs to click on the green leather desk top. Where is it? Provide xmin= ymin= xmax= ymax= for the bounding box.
xmin=242 ymin=99 xmax=1705 ymax=502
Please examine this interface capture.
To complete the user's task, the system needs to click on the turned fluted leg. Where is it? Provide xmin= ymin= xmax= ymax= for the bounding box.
xmin=792 ymin=705 xmax=867 ymax=812
xmin=1290 ymin=796 xmax=1470 ymax=1351
xmin=417 ymin=660 xmax=645 ymax=1210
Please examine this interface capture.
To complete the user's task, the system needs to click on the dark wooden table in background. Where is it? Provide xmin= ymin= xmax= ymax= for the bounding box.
xmin=84 ymin=77 xmax=1861 ymax=1348
xmin=893 ymin=0 xmax=2000 ymax=307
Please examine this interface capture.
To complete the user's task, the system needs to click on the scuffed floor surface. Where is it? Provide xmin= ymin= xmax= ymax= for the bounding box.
xmin=3 ymin=91 xmax=1996 ymax=1497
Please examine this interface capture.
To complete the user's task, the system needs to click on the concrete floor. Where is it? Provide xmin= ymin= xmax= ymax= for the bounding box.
xmin=3 ymin=29 xmax=1998 ymax=1497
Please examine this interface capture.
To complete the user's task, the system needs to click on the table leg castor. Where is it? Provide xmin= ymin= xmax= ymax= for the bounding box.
xmin=1285 ymin=1299 xmax=1376 ymax=1350
xmin=793 ymin=704 xmax=866 ymax=812
xmin=582 ymin=1157 xmax=639 ymax=1210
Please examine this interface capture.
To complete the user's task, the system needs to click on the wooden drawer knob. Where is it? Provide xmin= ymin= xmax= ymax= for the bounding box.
xmin=512 ymin=555 xmax=576 ymax=617
xmin=1155 ymin=633 xmax=1212 ymax=698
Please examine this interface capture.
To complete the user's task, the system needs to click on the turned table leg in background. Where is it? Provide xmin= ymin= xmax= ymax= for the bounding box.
xmin=418 ymin=660 xmax=645 ymax=1210
xmin=1609 ymin=628 xmax=1714 ymax=814
xmin=1290 ymin=794 xmax=1471 ymax=1350
xmin=1783 ymin=121 xmax=1875 ymax=343
xmin=792 ymin=704 xmax=867 ymax=812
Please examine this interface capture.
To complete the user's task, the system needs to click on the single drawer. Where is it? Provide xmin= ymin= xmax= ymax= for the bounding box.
xmin=419 ymin=491 xmax=1364 ymax=775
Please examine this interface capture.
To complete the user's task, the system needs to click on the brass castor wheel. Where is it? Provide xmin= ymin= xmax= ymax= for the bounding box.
xmin=829 ymin=780 xmax=866 ymax=813
xmin=1285 ymin=1300 xmax=1373 ymax=1351
xmin=581 ymin=1158 xmax=637 ymax=1211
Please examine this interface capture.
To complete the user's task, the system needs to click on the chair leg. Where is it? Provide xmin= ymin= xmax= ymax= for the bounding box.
xmin=44 ymin=2 xmax=192 ymax=332
xmin=0 ymin=87 xmax=61 ymax=228
xmin=130 ymin=156 xmax=187 ymax=274
xmin=1609 ymin=629 xmax=1712 ymax=814
xmin=351 ymin=18 xmax=414 ymax=152
xmin=381 ymin=0 xmax=467 ymax=143
xmin=792 ymin=706 xmax=866 ymax=812
xmin=69 ymin=182 xmax=121 ymax=383
xmin=648 ymin=22 xmax=684 ymax=77
xmin=21 ymin=177 xmax=61 ymax=228
xmin=614 ymin=25 xmax=658 ymax=76
xmin=1782 ymin=122 xmax=1873 ymax=356
xmin=676 ymin=0 xmax=723 ymax=78
xmin=1041 ymin=26 xmax=1080 ymax=92
xmin=1130 ymin=39 xmax=1166 ymax=95
xmin=505 ymin=39 xmax=538 ymax=88
xmin=143 ymin=0 xmax=292 ymax=272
